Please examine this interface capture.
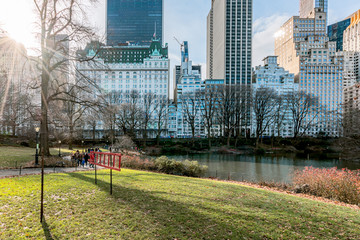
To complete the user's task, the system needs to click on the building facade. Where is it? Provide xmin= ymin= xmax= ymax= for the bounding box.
xmin=0 ymin=36 xmax=36 ymax=136
xmin=300 ymin=0 xmax=328 ymax=19
xmin=207 ymin=0 xmax=252 ymax=85
xmin=106 ymin=0 xmax=163 ymax=46
xmin=252 ymin=56 xmax=297 ymax=138
xmin=275 ymin=7 xmax=343 ymax=137
xmin=172 ymin=41 xmax=205 ymax=138
xmin=174 ymin=71 xmax=204 ymax=138
xmin=343 ymin=82 xmax=360 ymax=136
xmin=343 ymin=10 xmax=360 ymax=52
xmin=328 ymin=18 xmax=351 ymax=51
xmin=77 ymin=39 xmax=170 ymax=139
xmin=342 ymin=51 xmax=360 ymax=88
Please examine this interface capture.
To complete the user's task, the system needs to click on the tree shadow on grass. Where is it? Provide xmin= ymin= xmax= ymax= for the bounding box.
xmin=63 ymin=171 xmax=360 ymax=239
xmin=42 ymin=217 xmax=55 ymax=240
xmin=66 ymin=171 xmax=246 ymax=239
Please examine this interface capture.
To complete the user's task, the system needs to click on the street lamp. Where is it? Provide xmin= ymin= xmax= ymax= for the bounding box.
xmin=35 ymin=127 xmax=40 ymax=165
xmin=58 ymin=140 xmax=61 ymax=157
xmin=82 ymin=140 xmax=84 ymax=153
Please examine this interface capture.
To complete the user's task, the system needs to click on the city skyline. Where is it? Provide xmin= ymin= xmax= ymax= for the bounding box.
xmin=0 ymin=0 xmax=359 ymax=73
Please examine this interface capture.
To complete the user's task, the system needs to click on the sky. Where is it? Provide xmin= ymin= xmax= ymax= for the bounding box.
xmin=0 ymin=0 xmax=360 ymax=80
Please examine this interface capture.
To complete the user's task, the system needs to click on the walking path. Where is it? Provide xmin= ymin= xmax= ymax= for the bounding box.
xmin=0 ymin=165 xmax=98 ymax=178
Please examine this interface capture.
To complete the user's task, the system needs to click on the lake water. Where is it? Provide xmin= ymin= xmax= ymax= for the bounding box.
xmin=169 ymin=153 xmax=360 ymax=183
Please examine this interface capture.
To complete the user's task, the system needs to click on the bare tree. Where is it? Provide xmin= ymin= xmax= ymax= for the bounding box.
xmin=84 ymin=107 xmax=101 ymax=141
xmin=1 ymin=82 xmax=31 ymax=136
xmin=217 ymin=85 xmax=237 ymax=146
xmin=179 ymin=90 xmax=202 ymax=147
xmin=141 ymin=93 xmax=156 ymax=145
xmin=253 ymin=87 xmax=278 ymax=147
xmin=116 ymin=90 xmax=142 ymax=139
xmin=201 ymin=86 xmax=219 ymax=148
xmin=32 ymin=0 xmax=98 ymax=155
xmin=287 ymin=91 xmax=319 ymax=138
xmin=233 ymin=85 xmax=252 ymax=146
xmin=154 ymin=96 xmax=169 ymax=145
xmin=273 ymin=95 xmax=287 ymax=137
xmin=102 ymin=91 xmax=120 ymax=144
xmin=60 ymin=88 xmax=86 ymax=149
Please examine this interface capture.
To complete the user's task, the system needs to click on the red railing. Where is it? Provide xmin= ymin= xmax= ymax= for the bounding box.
xmin=89 ymin=152 xmax=122 ymax=171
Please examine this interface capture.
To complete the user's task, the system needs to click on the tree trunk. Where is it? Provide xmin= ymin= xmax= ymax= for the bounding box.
xmin=207 ymin=127 xmax=211 ymax=149
xmin=40 ymin=69 xmax=50 ymax=156
xmin=92 ymin=125 xmax=96 ymax=142
xmin=192 ymin=126 xmax=195 ymax=148
xmin=156 ymin=134 xmax=160 ymax=146
xmin=12 ymin=124 xmax=16 ymax=137
xmin=227 ymin=129 xmax=231 ymax=147
xmin=69 ymin=124 xmax=74 ymax=150
xmin=143 ymin=125 xmax=148 ymax=147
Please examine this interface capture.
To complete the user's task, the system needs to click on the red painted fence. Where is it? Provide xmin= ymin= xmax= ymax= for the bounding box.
xmin=89 ymin=152 xmax=122 ymax=171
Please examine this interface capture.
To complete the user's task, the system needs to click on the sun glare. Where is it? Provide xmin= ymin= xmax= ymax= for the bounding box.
xmin=0 ymin=0 xmax=36 ymax=49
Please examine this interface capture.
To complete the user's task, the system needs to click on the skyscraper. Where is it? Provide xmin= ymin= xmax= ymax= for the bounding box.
xmin=207 ymin=0 xmax=252 ymax=85
xmin=328 ymin=19 xmax=351 ymax=51
xmin=300 ymin=0 xmax=328 ymax=18
xmin=106 ymin=0 xmax=163 ymax=46
xmin=275 ymin=7 xmax=343 ymax=137
xmin=343 ymin=10 xmax=360 ymax=52
xmin=174 ymin=41 xmax=202 ymax=85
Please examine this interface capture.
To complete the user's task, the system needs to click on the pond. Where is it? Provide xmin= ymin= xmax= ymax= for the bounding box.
xmin=169 ymin=153 xmax=360 ymax=183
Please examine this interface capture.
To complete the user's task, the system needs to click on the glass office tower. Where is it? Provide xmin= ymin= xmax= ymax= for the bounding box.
xmin=328 ymin=18 xmax=351 ymax=51
xmin=107 ymin=0 xmax=163 ymax=46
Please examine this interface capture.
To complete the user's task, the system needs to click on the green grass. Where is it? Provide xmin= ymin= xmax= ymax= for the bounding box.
xmin=0 ymin=146 xmax=60 ymax=168
xmin=0 ymin=146 xmax=108 ymax=168
xmin=0 ymin=169 xmax=359 ymax=239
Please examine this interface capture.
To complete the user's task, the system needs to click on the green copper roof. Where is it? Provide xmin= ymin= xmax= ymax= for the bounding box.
xmin=81 ymin=39 xmax=168 ymax=64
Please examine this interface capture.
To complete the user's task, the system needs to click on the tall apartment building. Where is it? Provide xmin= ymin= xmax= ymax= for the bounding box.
xmin=106 ymin=0 xmax=163 ymax=46
xmin=0 ymin=36 xmax=37 ymax=135
xmin=252 ymin=56 xmax=297 ymax=138
xmin=207 ymin=0 xmax=252 ymax=85
xmin=328 ymin=19 xmax=351 ymax=51
xmin=275 ymin=7 xmax=343 ymax=137
xmin=343 ymin=82 xmax=360 ymax=136
xmin=343 ymin=10 xmax=360 ymax=52
xmin=300 ymin=0 xmax=328 ymax=19
xmin=173 ymin=41 xmax=201 ymax=85
xmin=342 ymin=51 xmax=360 ymax=88
xmin=174 ymin=70 xmax=204 ymax=138
xmin=172 ymin=41 xmax=204 ymax=138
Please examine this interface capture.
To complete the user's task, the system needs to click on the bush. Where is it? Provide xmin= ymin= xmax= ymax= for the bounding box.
xmin=121 ymin=155 xmax=156 ymax=171
xmin=120 ymin=155 xmax=208 ymax=178
xmin=161 ymin=146 xmax=188 ymax=155
xmin=293 ymin=167 xmax=360 ymax=205
xmin=254 ymin=148 xmax=266 ymax=155
xmin=155 ymin=156 xmax=208 ymax=177
xmin=20 ymin=142 xmax=30 ymax=147
xmin=182 ymin=160 xmax=208 ymax=177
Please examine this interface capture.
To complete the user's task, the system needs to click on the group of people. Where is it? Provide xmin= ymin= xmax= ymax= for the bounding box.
xmin=71 ymin=148 xmax=103 ymax=168
xmin=72 ymin=150 xmax=90 ymax=167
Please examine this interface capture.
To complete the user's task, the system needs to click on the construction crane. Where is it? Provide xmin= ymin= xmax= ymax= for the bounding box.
xmin=173 ymin=36 xmax=184 ymax=53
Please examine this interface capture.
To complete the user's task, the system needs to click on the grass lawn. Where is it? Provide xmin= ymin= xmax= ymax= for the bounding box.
xmin=0 ymin=169 xmax=359 ymax=239
xmin=0 ymin=147 xmax=61 ymax=168
xmin=0 ymin=146 xmax=108 ymax=168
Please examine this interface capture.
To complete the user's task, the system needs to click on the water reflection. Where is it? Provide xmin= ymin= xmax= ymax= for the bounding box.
xmin=170 ymin=154 xmax=360 ymax=183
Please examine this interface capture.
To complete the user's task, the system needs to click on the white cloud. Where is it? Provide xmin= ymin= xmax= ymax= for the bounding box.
xmin=252 ymin=14 xmax=290 ymax=67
